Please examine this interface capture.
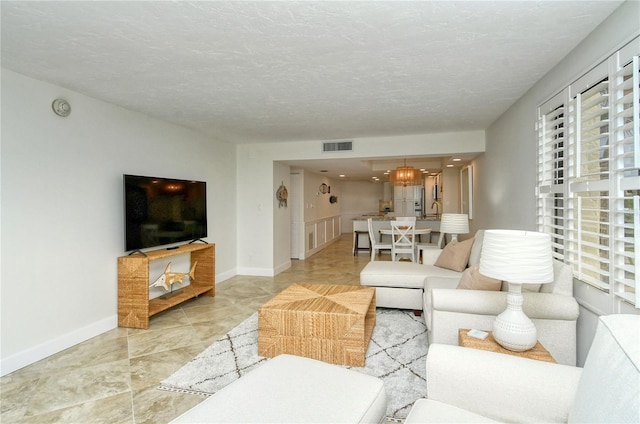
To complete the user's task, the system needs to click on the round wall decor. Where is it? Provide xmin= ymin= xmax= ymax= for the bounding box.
xmin=52 ymin=98 xmax=71 ymax=117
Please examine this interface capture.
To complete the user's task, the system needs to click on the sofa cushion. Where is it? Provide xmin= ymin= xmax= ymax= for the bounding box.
xmin=360 ymin=261 xmax=426 ymax=289
xmin=457 ymin=264 xmax=502 ymax=291
xmin=468 ymin=230 xmax=485 ymax=267
xmin=434 ymin=238 xmax=474 ymax=272
xmin=540 ymin=259 xmax=574 ymax=296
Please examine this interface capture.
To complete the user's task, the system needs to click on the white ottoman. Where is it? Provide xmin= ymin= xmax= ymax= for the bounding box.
xmin=360 ymin=261 xmax=426 ymax=313
xmin=171 ymin=354 xmax=388 ymax=423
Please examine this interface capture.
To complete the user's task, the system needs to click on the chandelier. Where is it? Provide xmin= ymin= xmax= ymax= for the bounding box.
xmin=389 ymin=160 xmax=423 ymax=187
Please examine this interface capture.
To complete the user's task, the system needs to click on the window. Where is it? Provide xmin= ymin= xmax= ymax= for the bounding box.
xmin=537 ymin=96 xmax=567 ymax=260
xmin=537 ymin=41 xmax=639 ymax=309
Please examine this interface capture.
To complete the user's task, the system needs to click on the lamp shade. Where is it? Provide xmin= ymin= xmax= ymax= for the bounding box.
xmin=479 ymin=230 xmax=553 ymax=284
xmin=439 ymin=213 xmax=469 ymax=235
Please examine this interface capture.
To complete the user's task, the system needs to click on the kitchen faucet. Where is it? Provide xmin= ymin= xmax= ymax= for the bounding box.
xmin=431 ymin=201 xmax=440 ymax=218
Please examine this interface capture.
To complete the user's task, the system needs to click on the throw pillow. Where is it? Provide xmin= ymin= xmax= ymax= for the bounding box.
xmin=434 ymin=237 xmax=475 ymax=272
xmin=457 ymin=264 xmax=502 ymax=290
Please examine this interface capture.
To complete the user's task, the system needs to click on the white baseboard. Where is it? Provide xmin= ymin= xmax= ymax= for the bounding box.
xmin=0 ymin=315 xmax=118 ymax=377
xmin=236 ymin=266 xmax=275 ymax=277
xmin=274 ymin=260 xmax=292 ymax=275
xmin=215 ymin=269 xmax=236 ymax=283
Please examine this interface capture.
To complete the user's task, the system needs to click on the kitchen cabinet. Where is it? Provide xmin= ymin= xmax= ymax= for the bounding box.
xmin=382 ymin=182 xmax=392 ymax=201
xmin=393 ymin=185 xmax=422 ymax=216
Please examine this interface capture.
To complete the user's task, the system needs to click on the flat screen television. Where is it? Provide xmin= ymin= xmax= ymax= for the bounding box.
xmin=124 ymin=174 xmax=207 ymax=251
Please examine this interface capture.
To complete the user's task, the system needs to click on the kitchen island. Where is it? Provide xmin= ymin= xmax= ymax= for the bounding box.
xmin=352 ymin=216 xmax=441 ymax=250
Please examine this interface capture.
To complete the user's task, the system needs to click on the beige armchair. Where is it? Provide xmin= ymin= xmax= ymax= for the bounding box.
xmin=423 ymin=248 xmax=579 ymax=365
xmin=405 ymin=314 xmax=639 ymax=423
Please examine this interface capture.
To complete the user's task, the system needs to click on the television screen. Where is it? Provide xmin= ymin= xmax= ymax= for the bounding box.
xmin=124 ymin=174 xmax=207 ymax=251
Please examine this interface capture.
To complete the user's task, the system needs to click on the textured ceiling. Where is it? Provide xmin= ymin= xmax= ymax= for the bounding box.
xmin=1 ymin=1 xmax=623 ymax=147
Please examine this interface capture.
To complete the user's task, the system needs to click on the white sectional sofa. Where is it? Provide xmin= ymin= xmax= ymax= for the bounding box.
xmin=360 ymin=231 xmax=485 ymax=314
xmin=405 ymin=314 xmax=639 ymax=423
xmin=360 ymin=230 xmax=580 ymax=365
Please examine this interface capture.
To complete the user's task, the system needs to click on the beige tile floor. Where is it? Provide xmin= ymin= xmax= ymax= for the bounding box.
xmin=1 ymin=234 xmax=388 ymax=423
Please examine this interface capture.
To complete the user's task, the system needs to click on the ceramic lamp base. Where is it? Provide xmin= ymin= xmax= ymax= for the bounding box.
xmin=492 ymin=283 xmax=537 ymax=351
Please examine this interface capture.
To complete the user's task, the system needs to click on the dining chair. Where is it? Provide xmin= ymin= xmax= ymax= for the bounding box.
xmin=383 ymin=217 xmax=415 ymax=243
xmin=416 ymin=232 xmax=445 ymax=263
xmin=390 ymin=220 xmax=416 ymax=262
xmin=368 ymin=218 xmax=391 ymax=261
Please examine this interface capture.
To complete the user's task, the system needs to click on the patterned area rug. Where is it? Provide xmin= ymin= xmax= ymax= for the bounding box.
xmin=159 ymin=308 xmax=429 ymax=420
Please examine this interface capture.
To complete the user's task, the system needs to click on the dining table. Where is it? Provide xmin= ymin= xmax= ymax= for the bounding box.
xmin=378 ymin=227 xmax=432 ymax=242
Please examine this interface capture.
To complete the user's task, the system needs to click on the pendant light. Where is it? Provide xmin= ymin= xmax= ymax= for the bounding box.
xmin=389 ymin=159 xmax=422 ymax=186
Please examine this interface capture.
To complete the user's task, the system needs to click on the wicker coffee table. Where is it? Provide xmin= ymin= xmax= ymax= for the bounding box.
xmin=258 ymin=283 xmax=376 ymax=366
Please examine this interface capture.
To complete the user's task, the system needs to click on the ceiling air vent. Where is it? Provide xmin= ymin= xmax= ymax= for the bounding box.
xmin=322 ymin=140 xmax=353 ymax=152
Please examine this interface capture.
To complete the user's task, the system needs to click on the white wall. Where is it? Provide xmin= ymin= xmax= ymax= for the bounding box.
xmin=273 ymin=162 xmax=291 ymax=273
xmin=440 ymin=167 xmax=461 ymax=214
xmin=236 ymin=131 xmax=485 ymax=273
xmin=340 ymin=181 xmax=383 ymax=233
xmin=476 ymin=1 xmax=639 ymax=365
xmin=301 ymin=170 xmax=341 ymax=223
xmin=297 ymin=169 xmax=342 ymax=258
xmin=1 ymin=70 xmax=238 ymax=375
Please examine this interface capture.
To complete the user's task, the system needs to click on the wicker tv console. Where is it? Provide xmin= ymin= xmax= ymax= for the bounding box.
xmin=117 ymin=243 xmax=215 ymax=329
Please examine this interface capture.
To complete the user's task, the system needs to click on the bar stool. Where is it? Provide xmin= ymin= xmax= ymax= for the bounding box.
xmin=353 ymin=230 xmax=370 ymax=255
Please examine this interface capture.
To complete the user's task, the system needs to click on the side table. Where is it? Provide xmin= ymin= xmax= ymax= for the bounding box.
xmin=458 ymin=329 xmax=556 ymax=363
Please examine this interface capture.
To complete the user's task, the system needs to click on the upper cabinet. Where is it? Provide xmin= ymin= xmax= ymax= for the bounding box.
xmin=394 ymin=185 xmax=421 ymax=200
xmin=382 ymin=182 xmax=392 ymax=201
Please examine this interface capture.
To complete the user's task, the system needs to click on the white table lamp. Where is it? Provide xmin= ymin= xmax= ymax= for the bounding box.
xmin=439 ymin=213 xmax=469 ymax=242
xmin=479 ymin=230 xmax=554 ymax=351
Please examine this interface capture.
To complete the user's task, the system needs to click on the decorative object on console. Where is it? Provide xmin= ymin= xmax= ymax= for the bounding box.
xmin=149 ymin=261 xmax=197 ymax=295
xmin=390 ymin=159 xmax=422 ymax=187
xmin=479 ymin=230 xmax=554 ymax=351
xmin=439 ymin=213 xmax=469 ymax=244
xmin=276 ymin=181 xmax=288 ymax=207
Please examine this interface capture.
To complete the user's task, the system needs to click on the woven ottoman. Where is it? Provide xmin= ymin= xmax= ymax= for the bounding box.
xmin=360 ymin=261 xmax=427 ymax=313
xmin=170 ymin=354 xmax=388 ymax=423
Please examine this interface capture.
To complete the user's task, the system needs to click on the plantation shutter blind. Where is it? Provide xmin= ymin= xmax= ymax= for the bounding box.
xmin=537 ymin=39 xmax=639 ymax=309
xmin=610 ymin=54 xmax=639 ymax=307
xmin=567 ymin=68 xmax=611 ymax=291
xmin=537 ymin=92 xmax=567 ymax=260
